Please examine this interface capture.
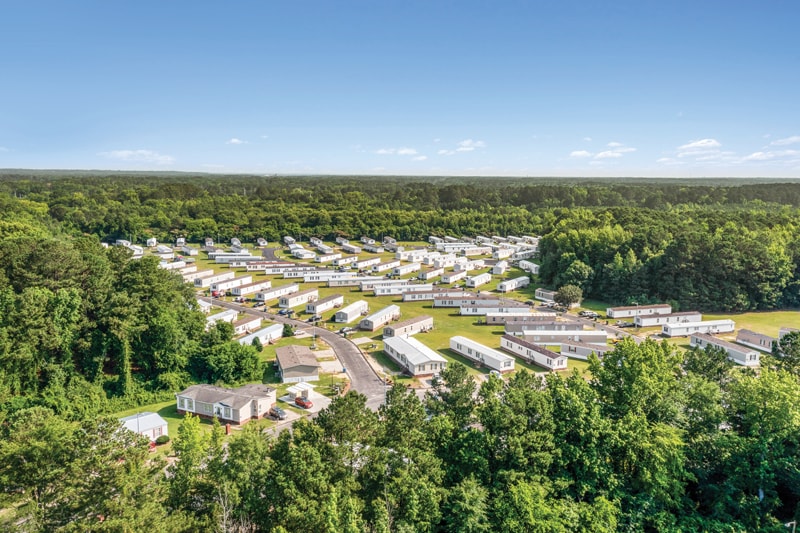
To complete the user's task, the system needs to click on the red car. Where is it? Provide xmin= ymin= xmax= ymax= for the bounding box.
xmin=294 ymin=396 xmax=313 ymax=409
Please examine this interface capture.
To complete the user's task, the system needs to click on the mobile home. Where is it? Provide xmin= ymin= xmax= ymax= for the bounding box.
xmin=359 ymin=305 xmax=401 ymax=331
xmin=690 ymin=333 xmax=760 ymax=367
xmin=500 ymin=334 xmax=568 ymax=370
xmin=383 ymin=336 xmax=448 ymax=377
xmin=334 ymin=300 xmax=369 ymax=323
xmin=383 ymin=315 xmax=434 ymax=338
xmin=450 ymin=336 xmax=515 ymax=373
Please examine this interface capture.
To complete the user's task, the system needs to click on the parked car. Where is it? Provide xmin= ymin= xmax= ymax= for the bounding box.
xmin=616 ymin=321 xmax=635 ymax=328
xmin=307 ymin=315 xmax=322 ymax=323
xmin=579 ymin=310 xmax=599 ymax=318
xmin=268 ymin=406 xmax=287 ymax=420
xmin=294 ymin=396 xmax=313 ymax=409
xmin=277 ymin=309 xmax=289 ymax=315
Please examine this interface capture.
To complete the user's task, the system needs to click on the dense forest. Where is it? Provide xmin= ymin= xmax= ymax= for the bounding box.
xmin=1 ymin=173 xmax=800 ymax=530
xmin=3 ymin=173 xmax=800 ymax=310
xmin=4 ymin=345 xmax=800 ymax=531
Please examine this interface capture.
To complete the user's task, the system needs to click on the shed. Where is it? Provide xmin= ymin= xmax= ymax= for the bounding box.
xmin=276 ymin=345 xmax=320 ymax=383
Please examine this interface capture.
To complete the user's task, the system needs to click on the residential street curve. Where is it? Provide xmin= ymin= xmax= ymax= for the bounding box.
xmin=199 ymin=297 xmax=387 ymax=410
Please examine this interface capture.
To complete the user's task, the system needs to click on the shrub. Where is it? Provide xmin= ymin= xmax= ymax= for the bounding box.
xmin=155 ymin=435 xmax=170 ymax=445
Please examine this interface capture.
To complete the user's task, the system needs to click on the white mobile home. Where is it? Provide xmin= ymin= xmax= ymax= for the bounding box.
xmin=279 ymin=288 xmax=319 ymax=308
xmin=606 ymin=304 xmax=672 ymax=319
xmin=316 ymin=243 xmax=334 ymax=254
xmin=560 ymin=340 xmax=613 ymax=361
xmin=307 ymin=294 xmax=344 ymax=314
xmin=342 ymin=243 xmax=362 ymax=254
xmin=183 ymin=269 xmax=215 ymax=283
xmin=383 ymin=315 xmax=434 ymax=337
xmin=283 ymin=236 xmax=296 ymax=245
xmin=393 ymin=262 xmax=421 ymax=276
xmin=291 ymin=249 xmax=316 ymax=260
xmin=333 ymin=256 xmax=359 ymax=267
xmin=690 ymin=333 xmax=760 ymax=367
xmin=534 ymin=288 xmax=556 ymax=302
xmin=434 ymin=295 xmax=498 ymax=308
xmin=178 ymin=265 xmax=197 ymax=275
xmin=420 ymin=268 xmax=445 ymax=281
xmin=520 ymin=330 xmax=609 ymax=347
xmin=433 ymin=254 xmax=457 ymax=269
xmin=119 ymin=412 xmax=168 ymax=442
xmin=372 ymin=260 xmax=401 ymax=273
xmin=181 ymin=245 xmax=199 ymax=256
xmin=360 ymin=278 xmax=411 ymax=291
xmin=238 ymin=324 xmax=283 ymax=346
xmin=460 ymin=302 xmax=530 ymax=316
xmin=256 ymin=238 xmax=268 ymax=247
xmin=303 ymin=271 xmax=354 ymax=283
xmin=355 ymin=257 xmax=381 ymax=270
xmin=328 ymin=276 xmax=384 ymax=288
xmin=233 ymin=316 xmax=262 ymax=336
xmin=518 ymin=260 xmax=540 ymax=274
xmin=462 ymin=246 xmax=492 ymax=257
xmin=661 ymin=319 xmax=735 ymax=338
xmin=450 ymin=336 xmax=515 ymax=373
xmin=383 ymin=336 xmax=447 ymax=377
xmin=316 ymin=252 xmax=342 ymax=264
xmin=373 ymin=283 xmax=434 ymax=297
xmin=500 ymin=334 xmax=568 ymax=371
xmin=231 ymin=280 xmax=273 ymax=297
xmin=210 ymin=275 xmax=253 ymax=293
xmin=505 ymin=321 xmax=584 ymax=334
xmin=159 ymin=260 xmax=186 ymax=271
xmin=493 ymin=248 xmax=514 ymax=260
xmin=196 ymin=299 xmax=213 ymax=314
xmin=206 ymin=309 xmax=238 ymax=330
xmin=363 ymin=243 xmax=384 ymax=253
xmin=256 ymin=284 xmax=300 ymax=302
xmin=497 ymin=276 xmax=530 ymax=293
xmin=360 ymin=305 xmax=401 ymax=331
xmin=441 ymin=270 xmax=467 ymax=284
xmin=334 ymin=300 xmax=369 ymax=323
xmin=402 ymin=289 xmax=472 ymax=302
xmin=485 ymin=311 xmax=558 ymax=325
xmin=492 ymin=261 xmax=508 ymax=275
xmin=634 ymin=311 xmax=703 ymax=328
xmin=466 ymin=272 xmax=492 ymax=289
xmin=195 ymin=271 xmax=235 ymax=289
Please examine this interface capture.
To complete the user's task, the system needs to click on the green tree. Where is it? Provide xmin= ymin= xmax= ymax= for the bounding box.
xmin=554 ymin=284 xmax=583 ymax=307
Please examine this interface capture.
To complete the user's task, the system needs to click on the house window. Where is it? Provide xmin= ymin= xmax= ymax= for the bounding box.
xmin=203 ymin=403 xmax=212 ymax=414
xmin=224 ymin=407 xmax=232 ymax=419
xmin=186 ymin=399 xmax=194 ymax=411
xmin=179 ymin=398 xmax=185 ymax=409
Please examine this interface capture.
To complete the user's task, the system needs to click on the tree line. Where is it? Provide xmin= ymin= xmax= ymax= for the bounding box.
xmin=3 ymin=340 xmax=800 ymax=531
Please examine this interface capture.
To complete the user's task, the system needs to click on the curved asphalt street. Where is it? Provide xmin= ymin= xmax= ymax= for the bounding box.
xmin=200 ymin=297 xmax=387 ymax=410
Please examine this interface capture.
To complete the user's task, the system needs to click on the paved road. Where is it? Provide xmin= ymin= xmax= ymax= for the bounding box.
xmin=200 ymin=297 xmax=387 ymax=410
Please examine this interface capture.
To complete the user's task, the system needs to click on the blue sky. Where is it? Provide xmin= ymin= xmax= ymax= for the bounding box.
xmin=2 ymin=1 xmax=799 ymax=177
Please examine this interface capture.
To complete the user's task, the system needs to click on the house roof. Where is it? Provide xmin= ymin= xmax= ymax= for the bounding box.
xmin=119 ymin=412 xmax=168 ymax=434
xmin=384 ymin=336 xmax=447 ymax=366
xmin=276 ymin=345 xmax=320 ymax=370
xmin=177 ymin=384 xmax=275 ymax=410
xmin=502 ymin=334 xmax=563 ymax=358
xmin=560 ymin=340 xmax=613 ymax=352
xmin=388 ymin=315 xmax=433 ymax=329
xmin=608 ymin=303 xmax=671 ymax=312
xmin=692 ymin=333 xmax=756 ymax=353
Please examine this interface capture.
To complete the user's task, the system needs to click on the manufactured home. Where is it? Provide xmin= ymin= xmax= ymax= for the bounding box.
xmin=402 ymin=289 xmax=472 ymax=302
xmin=504 ymin=321 xmax=584 ymax=334
xmin=500 ymin=334 xmax=568 ymax=370
xmin=373 ymin=283 xmax=434 ymax=297
xmin=206 ymin=309 xmax=238 ymax=330
xmin=255 ymin=283 xmax=300 ymax=302
xmin=383 ymin=336 xmax=447 ymax=377
xmin=342 ymin=243 xmax=362 ymax=254
xmin=275 ymin=345 xmax=320 ymax=383
xmin=184 ymin=269 xmax=215 ymax=283
xmin=607 ymin=304 xmax=672 ymax=319
xmin=334 ymin=300 xmax=369 ymax=323
xmin=231 ymin=280 xmax=273 ymax=297
xmin=176 ymin=384 xmax=276 ymax=425
xmin=735 ymin=329 xmax=776 ymax=353
xmin=393 ymin=262 xmax=421 ymax=276
xmin=210 ymin=275 xmax=253 ymax=294
xmin=484 ymin=311 xmax=558 ymax=325
xmin=441 ymin=270 xmax=467 ymax=284
xmin=492 ymin=261 xmax=508 ymax=275
xmin=195 ymin=271 xmax=235 ymax=289
xmin=450 ymin=336 xmax=515 ymax=373
xmin=560 ymin=340 xmax=613 ymax=360
xmin=517 ymin=329 xmax=609 ymax=346
xmin=466 ymin=272 xmax=492 ymax=289
xmin=690 ymin=333 xmax=760 ymax=367
xmin=534 ymin=288 xmax=556 ymax=302
xmin=518 ymin=260 xmax=540 ymax=274
xmin=383 ymin=315 xmax=434 ymax=338
xmin=238 ymin=324 xmax=283 ymax=346
xmin=634 ymin=311 xmax=702 ymax=328
xmin=307 ymin=294 xmax=344 ymax=314
xmin=661 ymin=319 xmax=735 ymax=338
xmin=355 ymin=257 xmax=380 ymax=270
xmin=497 ymin=276 xmax=530 ymax=293
xmin=279 ymin=288 xmax=319 ymax=308
xmin=372 ymin=260 xmax=401 ymax=273
xmin=360 ymin=305 xmax=401 ymax=331
xmin=420 ymin=268 xmax=445 ymax=281
xmin=233 ymin=316 xmax=262 ymax=336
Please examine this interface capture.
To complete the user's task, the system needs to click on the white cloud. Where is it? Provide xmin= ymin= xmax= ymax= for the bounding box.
xmin=412 ymin=155 xmax=428 ymax=161
xmin=100 ymin=149 xmax=174 ymax=165
xmin=455 ymin=139 xmax=486 ymax=152
xmin=583 ymin=137 xmax=592 ymax=142
xmin=613 ymin=146 xmax=637 ymax=154
xmin=678 ymin=138 xmax=721 ymax=151
xmin=570 ymin=150 xmax=593 ymax=158
xmin=226 ymin=138 xmax=247 ymax=145
xmin=594 ymin=151 xmax=623 ymax=159
xmin=607 ymin=141 xmax=623 ymax=148
xmin=438 ymin=149 xmax=455 ymax=156
xmin=376 ymin=147 xmax=419 ymax=156
xmin=770 ymin=136 xmax=800 ymax=146
xmin=743 ymin=150 xmax=800 ymax=161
